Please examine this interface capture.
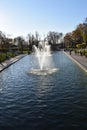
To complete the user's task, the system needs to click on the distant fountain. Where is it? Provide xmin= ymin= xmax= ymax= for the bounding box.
xmin=33 ymin=42 xmax=51 ymax=70
xmin=29 ymin=41 xmax=58 ymax=75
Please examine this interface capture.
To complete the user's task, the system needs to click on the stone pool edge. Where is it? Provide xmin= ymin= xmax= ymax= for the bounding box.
xmin=0 ymin=54 xmax=27 ymax=72
xmin=63 ymin=51 xmax=87 ymax=73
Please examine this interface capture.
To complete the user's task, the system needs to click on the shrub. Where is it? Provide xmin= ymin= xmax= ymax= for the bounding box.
xmin=85 ymin=53 xmax=87 ymax=58
xmin=0 ymin=53 xmax=6 ymax=62
xmin=7 ymin=53 xmax=16 ymax=57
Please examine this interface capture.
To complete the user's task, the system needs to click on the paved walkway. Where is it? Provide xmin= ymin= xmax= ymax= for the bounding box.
xmin=0 ymin=54 xmax=27 ymax=72
xmin=64 ymin=51 xmax=87 ymax=72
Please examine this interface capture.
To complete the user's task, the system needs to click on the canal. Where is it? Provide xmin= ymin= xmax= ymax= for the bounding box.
xmin=0 ymin=52 xmax=87 ymax=129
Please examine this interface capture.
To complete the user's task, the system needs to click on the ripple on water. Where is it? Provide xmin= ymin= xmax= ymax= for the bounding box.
xmin=0 ymin=52 xmax=87 ymax=129
xmin=27 ymin=68 xmax=59 ymax=75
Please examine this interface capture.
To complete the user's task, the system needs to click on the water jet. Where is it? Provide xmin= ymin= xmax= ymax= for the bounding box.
xmin=29 ymin=41 xmax=59 ymax=75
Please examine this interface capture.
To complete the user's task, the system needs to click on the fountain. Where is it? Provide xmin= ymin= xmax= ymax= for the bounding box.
xmin=29 ymin=41 xmax=59 ymax=75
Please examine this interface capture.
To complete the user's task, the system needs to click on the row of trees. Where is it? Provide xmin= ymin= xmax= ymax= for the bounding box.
xmin=47 ymin=32 xmax=63 ymax=50
xmin=0 ymin=30 xmax=63 ymax=58
xmin=64 ymin=18 xmax=87 ymax=49
xmin=0 ymin=32 xmax=29 ymax=62
xmin=0 ymin=31 xmax=28 ymax=53
xmin=27 ymin=31 xmax=63 ymax=51
xmin=1 ymin=18 xmax=87 ymax=54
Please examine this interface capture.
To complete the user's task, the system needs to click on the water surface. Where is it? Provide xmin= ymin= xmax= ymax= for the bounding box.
xmin=0 ymin=52 xmax=87 ymax=129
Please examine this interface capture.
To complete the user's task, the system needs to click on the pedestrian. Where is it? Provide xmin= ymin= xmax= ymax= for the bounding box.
xmin=69 ymin=50 xmax=71 ymax=55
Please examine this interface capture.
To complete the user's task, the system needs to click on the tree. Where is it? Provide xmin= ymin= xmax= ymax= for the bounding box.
xmin=72 ymin=27 xmax=83 ymax=45
xmin=82 ymin=18 xmax=87 ymax=46
xmin=0 ymin=31 xmax=5 ymax=49
xmin=64 ymin=33 xmax=72 ymax=48
xmin=0 ymin=31 xmax=10 ymax=52
xmin=47 ymin=31 xmax=63 ymax=44
xmin=27 ymin=33 xmax=34 ymax=51
xmin=27 ymin=32 xmax=40 ymax=51
xmin=47 ymin=31 xmax=63 ymax=50
xmin=14 ymin=36 xmax=25 ymax=53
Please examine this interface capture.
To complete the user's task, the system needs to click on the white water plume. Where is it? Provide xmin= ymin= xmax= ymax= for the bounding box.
xmin=28 ymin=41 xmax=59 ymax=75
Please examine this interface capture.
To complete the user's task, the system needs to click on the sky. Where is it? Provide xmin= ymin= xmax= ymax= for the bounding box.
xmin=0 ymin=0 xmax=87 ymax=38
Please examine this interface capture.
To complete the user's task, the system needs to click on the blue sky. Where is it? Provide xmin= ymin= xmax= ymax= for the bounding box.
xmin=0 ymin=0 xmax=87 ymax=38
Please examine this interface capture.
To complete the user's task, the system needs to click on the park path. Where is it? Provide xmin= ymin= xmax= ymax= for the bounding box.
xmin=64 ymin=51 xmax=87 ymax=72
xmin=0 ymin=54 xmax=27 ymax=72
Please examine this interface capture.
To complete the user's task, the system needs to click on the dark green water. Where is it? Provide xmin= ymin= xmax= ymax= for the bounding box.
xmin=0 ymin=52 xmax=87 ymax=129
